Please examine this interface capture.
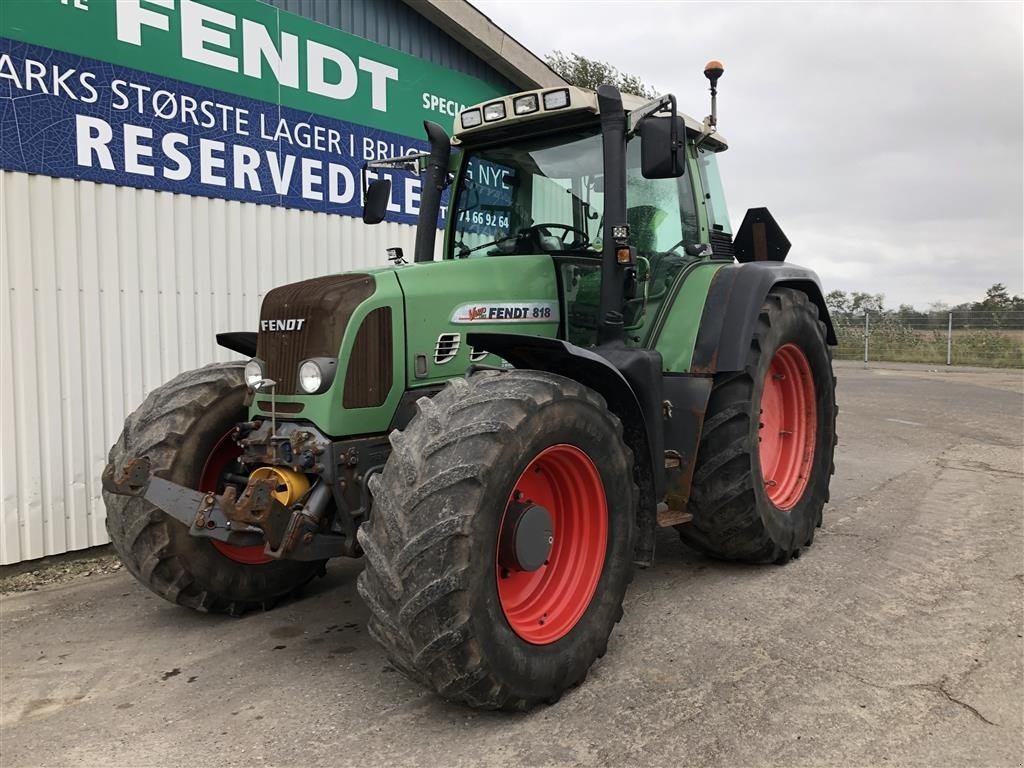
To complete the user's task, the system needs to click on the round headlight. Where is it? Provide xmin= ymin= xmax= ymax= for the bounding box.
xmin=298 ymin=360 xmax=323 ymax=393
xmin=244 ymin=359 xmax=263 ymax=388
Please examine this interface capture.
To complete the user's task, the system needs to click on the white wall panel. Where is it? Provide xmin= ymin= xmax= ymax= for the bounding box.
xmin=0 ymin=171 xmax=428 ymax=564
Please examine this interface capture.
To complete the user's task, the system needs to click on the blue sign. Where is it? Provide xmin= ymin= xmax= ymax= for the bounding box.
xmin=0 ymin=38 xmax=432 ymax=224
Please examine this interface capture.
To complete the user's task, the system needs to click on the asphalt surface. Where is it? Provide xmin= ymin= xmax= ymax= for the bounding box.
xmin=2 ymin=361 xmax=1022 ymax=767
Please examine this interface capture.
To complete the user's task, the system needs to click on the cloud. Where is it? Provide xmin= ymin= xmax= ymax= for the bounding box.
xmin=471 ymin=0 xmax=1024 ymax=308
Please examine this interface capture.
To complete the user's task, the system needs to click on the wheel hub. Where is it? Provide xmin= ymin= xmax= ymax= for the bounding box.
xmin=498 ymin=502 xmax=553 ymax=572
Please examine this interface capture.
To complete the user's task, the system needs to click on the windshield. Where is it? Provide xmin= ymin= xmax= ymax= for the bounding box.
xmin=449 ymin=128 xmax=698 ymax=259
xmin=449 ymin=129 xmax=604 ymax=258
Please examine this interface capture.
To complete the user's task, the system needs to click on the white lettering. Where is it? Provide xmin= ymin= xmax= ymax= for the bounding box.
xmin=306 ymin=40 xmax=357 ymax=101
xmin=266 ymin=152 xmax=296 ymax=194
xmin=162 ymin=132 xmax=191 ymax=180
xmin=233 ymin=145 xmax=262 ymax=191
xmin=241 ymin=19 xmax=299 ymax=87
xmin=116 ymin=0 xmax=173 ymax=46
xmin=404 ymin=176 xmax=421 ymax=216
xmin=123 ymin=124 xmax=155 ymax=176
xmin=199 ymin=138 xmax=227 ymax=186
xmin=110 ymin=79 xmax=130 ymax=110
xmin=80 ymin=72 xmax=99 ymax=104
xmin=180 ymin=0 xmax=238 ymax=72
xmin=358 ymin=57 xmax=398 ymax=111
xmin=25 ymin=59 xmax=46 ymax=93
xmin=328 ymin=163 xmax=354 ymax=204
xmin=301 ymin=158 xmax=323 ymax=201
xmin=75 ymin=115 xmax=114 ymax=170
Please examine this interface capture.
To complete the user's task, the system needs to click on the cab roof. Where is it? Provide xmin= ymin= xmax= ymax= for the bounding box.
xmin=453 ymin=86 xmax=728 ymax=151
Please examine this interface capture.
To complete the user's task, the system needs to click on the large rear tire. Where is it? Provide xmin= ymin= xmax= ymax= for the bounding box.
xmin=357 ymin=370 xmax=636 ymax=710
xmin=679 ymin=287 xmax=837 ymax=563
xmin=103 ymin=362 xmax=323 ymax=614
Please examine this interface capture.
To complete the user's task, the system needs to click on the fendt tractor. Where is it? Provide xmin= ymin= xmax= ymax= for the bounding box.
xmin=103 ymin=62 xmax=837 ymax=710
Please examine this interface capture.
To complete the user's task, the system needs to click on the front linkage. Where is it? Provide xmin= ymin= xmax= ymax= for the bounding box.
xmin=102 ymin=418 xmax=387 ymax=563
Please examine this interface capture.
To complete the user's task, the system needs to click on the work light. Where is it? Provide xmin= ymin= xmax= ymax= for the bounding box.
xmin=244 ymin=359 xmax=264 ymax=388
xmin=513 ymin=94 xmax=539 ymax=115
xmin=460 ymin=109 xmax=482 ymax=129
xmin=542 ymin=89 xmax=570 ymax=110
xmin=483 ymin=101 xmax=506 ymax=122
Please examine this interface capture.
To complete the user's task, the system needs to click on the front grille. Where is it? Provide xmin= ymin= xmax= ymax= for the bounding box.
xmin=256 ymin=274 xmax=374 ymax=394
xmin=343 ymin=307 xmax=393 ymax=409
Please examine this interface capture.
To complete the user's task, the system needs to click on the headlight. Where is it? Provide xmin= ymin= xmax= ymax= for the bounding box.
xmin=244 ymin=359 xmax=264 ymax=388
xmin=297 ymin=357 xmax=338 ymax=394
xmin=298 ymin=360 xmax=323 ymax=394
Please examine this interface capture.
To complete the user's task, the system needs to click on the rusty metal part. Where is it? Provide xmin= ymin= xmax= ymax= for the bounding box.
xmin=264 ymin=481 xmax=333 ymax=559
xmin=661 ymin=376 xmax=713 ymax=513
xmin=656 ymin=502 xmax=693 ymax=527
xmin=102 ymin=444 xmax=346 ymax=559
xmin=210 ymin=479 xmax=297 ymax=551
xmin=101 ymin=457 xmax=153 ymax=496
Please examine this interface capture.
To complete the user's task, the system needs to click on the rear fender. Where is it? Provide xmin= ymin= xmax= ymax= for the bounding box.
xmin=691 ymin=262 xmax=836 ymax=374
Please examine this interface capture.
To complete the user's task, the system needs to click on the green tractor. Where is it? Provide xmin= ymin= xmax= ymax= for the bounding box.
xmin=103 ymin=63 xmax=836 ymax=710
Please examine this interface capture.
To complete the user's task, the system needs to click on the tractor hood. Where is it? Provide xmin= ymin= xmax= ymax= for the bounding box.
xmin=392 ymin=255 xmax=560 ymax=386
xmin=249 ymin=255 xmax=561 ymax=438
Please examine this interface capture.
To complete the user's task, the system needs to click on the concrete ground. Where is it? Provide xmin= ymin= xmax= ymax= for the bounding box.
xmin=2 ymin=362 xmax=1022 ymax=767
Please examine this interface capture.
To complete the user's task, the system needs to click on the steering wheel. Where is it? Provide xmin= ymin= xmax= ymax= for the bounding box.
xmin=529 ymin=223 xmax=591 ymax=251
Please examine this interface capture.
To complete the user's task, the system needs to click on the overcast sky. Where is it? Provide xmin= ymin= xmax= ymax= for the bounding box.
xmin=471 ymin=1 xmax=1023 ymax=309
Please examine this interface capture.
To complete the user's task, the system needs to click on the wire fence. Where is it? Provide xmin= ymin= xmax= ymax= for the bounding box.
xmin=831 ymin=310 xmax=1024 ymax=368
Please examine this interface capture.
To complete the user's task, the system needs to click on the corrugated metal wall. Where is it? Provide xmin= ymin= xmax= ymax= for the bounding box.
xmin=265 ymin=0 xmax=516 ymax=91
xmin=0 ymin=171 xmax=431 ymax=564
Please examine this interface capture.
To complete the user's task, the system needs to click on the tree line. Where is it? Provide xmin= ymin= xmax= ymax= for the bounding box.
xmin=826 ymin=284 xmax=1024 ymax=329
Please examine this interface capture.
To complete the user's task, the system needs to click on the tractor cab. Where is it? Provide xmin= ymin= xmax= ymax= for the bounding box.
xmin=364 ymin=84 xmax=734 ymax=350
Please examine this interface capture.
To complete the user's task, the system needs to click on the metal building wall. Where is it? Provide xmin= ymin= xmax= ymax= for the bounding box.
xmin=0 ymin=171 xmax=430 ymax=564
xmin=265 ymin=0 xmax=516 ymax=92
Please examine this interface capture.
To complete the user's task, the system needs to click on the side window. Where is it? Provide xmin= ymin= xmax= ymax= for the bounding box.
xmin=621 ymin=139 xmax=701 ymax=347
xmin=696 ymin=148 xmax=731 ymax=235
xmin=624 ymin=140 xmax=699 ymax=254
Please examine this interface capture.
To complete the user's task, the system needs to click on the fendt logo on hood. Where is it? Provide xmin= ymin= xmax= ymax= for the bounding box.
xmin=260 ymin=318 xmax=307 ymax=332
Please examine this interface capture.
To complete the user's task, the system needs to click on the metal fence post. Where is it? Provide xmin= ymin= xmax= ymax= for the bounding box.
xmin=863 ymin=312 xmax=869 ymax=364
xmin=946 ymin=311 xmax=953 ymax=366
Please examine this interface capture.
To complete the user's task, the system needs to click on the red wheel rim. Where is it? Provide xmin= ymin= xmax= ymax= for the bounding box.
xmin=759 ymin=343 xmax=817 ymax=510
xmin=496 ymin=444 xmax=607 ymax=645
xmin=200 ymin=431 xmax=271 ymax=565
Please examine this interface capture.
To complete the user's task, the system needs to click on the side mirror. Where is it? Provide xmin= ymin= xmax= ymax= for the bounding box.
xmin=362 ymin=179 xmax=392 ymax=224
xmin=639 ymin=115 xmax=686 ymax=179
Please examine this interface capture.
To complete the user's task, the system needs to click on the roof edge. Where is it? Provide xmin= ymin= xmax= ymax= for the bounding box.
xmin=400 ymin=0 xmax=567 ymax=90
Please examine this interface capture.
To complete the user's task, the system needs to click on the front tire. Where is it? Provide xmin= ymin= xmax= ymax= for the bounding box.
xmin=357 ymin=370 xmax=636 ymax=709
xmin=103 ymin=362 xmax=323 ymax=614
xmin=679 ymin=287 xmax=837 ymax=563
